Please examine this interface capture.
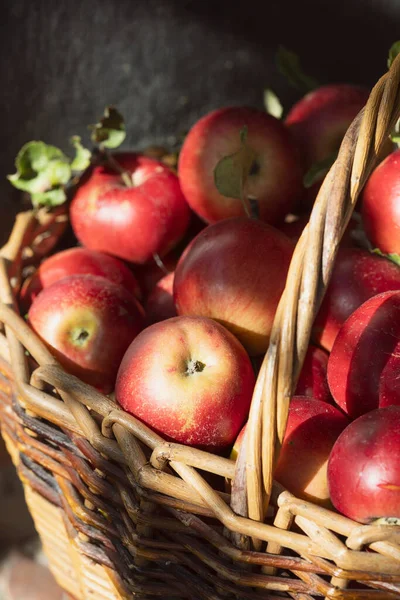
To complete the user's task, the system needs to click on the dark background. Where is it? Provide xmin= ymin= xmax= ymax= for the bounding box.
xmin=1 ymin=0 xmax=399 ymax=242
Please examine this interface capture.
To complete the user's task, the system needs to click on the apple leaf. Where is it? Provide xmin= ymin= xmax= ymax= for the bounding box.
xmin=31 ymin=188 xmax=67 ymax=209
xmin=263 ymin=88 xmax=284 ymax=119
xmin=276 ymin=46 xmax=318 ymax=93
xmin=372 ymin=248 xmax=400 ymax=267
xmin=8 ymin=141 xmax=71 ymax=207
xmin=214 ymin=126 xmax=257 ymax=205
xmin=303 ymin=151 xmax=338 ymax=188
xmin=390 ymin=113 xmax=400 ymax=147
xmin=388 ymin=41 xmax=400 ymax=68
xmin=90 ymin=106 xmax=126 ymax=149
xmin=391 ymin=131 xmax=400 ymax=145
xmin=70 ymin=136 xmax=92 ymax=171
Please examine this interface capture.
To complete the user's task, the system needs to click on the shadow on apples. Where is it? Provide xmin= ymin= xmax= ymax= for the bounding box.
xmin=345 ymin=294 xmax=400 ymax=419
xmin=275 ymin=412 xmax=342 ymax=508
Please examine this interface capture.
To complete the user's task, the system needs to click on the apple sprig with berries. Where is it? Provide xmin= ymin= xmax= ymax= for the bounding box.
xmin=7 ymin=106 xmax=126 ymax=208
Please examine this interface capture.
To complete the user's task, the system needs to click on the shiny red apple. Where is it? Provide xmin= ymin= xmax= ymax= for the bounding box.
xmin=20 ymin=247 xmax=141 ymax=312
xmin=178 ymin=107 xmax=303 ymax=225
xmin=232 ymin=397 xmax=348 ymax=505
xmin=173 ymin=217 xmax=293 ymax=355
xmin=70 ymin=153 xmax=191 ymax=264
xmin=327 ymin=290 xmax=400 ymax=419
xmin=328 ymin=406 xmax=400 ymax=523
xmin=285 ymin=84 xmax=369 ymax=211
xmin=361 ymin=148 xmax=400 ymax=254
xmin=144 ymin=272 xmax=176 ymax=325
xmin=285 ymin=84 xmax=369 ymax=169
xmin=313 ymin=248 xmax=400 ymax=352
xmin=28 ymin=274 xmax=145 ymax=393
xmin=274 ymin=397 xmax=349 ymax=506
xmin=115 ymin=316 xmax=255 ymax=449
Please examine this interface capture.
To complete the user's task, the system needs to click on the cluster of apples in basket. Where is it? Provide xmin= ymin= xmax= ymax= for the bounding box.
xmin=9 ymin=47 xmax=400 ymax=526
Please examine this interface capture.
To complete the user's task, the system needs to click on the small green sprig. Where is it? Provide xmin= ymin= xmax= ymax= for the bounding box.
xmin=8 ymin=106 xmax=127 ymax=208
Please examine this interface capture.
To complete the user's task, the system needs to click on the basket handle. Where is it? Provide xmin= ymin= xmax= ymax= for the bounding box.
xmin=240 ymin=54 xmax=400 ymax=521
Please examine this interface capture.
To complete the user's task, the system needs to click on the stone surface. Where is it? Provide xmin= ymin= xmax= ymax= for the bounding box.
xmin=0 ymin=550 xmax=67 ymax=600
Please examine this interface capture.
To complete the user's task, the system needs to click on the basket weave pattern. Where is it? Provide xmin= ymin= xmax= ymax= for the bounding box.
xmin=0 ymin=58 xmax=400 ymax=599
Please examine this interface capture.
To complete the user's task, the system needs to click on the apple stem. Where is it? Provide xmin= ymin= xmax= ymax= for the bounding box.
xmin=70 ymin=328 xmax=90 ymax=346
xmin=186 ymin=359 xmax=206 ymax=375
xmin=153 ymin=253 xmax=170 ymax=275
xmin=102 ymin=148 xmax=132 ymax=187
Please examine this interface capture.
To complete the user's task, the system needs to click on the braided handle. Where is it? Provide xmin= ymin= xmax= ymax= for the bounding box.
xmin=242 ymin=54 xmax=400 ymax=523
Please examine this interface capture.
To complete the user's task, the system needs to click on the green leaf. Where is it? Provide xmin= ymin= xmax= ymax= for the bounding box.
xmin=214 ymin=126 xmax=258 ymax=201
xmin=303 ymin=152 xmax=338 ymax=188
xmin=8 ymin=141 xmax=71 ymax=201
xmin=391 ymin=115 xmax=400 ymax=147
xmin=31 ymin=188 xmax=67 ymax=208
xmin=372 ymin=248 xmax=400 ymax=266
xmin=263 ymin=89 xmax=284 ymax=119
xmin=276 ymin=46 xmax=318 ymax=93
xmin=90 ymin=106 xmax=126 ymax=149
xmin=391 ymin=133 xmax=400 ymax=145
xmin=70 ymin=136 xmax=91 ymax=171
xmin=388 ymin=41 xmax=400 ymax=68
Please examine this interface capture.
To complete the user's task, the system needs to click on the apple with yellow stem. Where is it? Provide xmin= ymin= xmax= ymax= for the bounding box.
xmin=115 ymin=316 xmax=255 ymax=449
xmin=70 ymin=153 xmax=191 ymax=264
xmin=28 ymin=274 xmax=145 ymax=393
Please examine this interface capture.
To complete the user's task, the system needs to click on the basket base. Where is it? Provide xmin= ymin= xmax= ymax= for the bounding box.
xmin=2 ymin=430 xmax=127 ymax=600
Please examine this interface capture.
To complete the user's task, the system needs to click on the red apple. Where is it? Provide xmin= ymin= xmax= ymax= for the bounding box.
xmin=328 ymin=406 xmax=400 ymax=523
xmin=275 ymin=397 xmax=349 ymax=506
xmin=173 ymin=217 xmax=294 ymax=355
xmin=361 ymin=148 xmax=400 ymax=254
xmin=20 ymin=247 xmax=142 ymax=312
xmin=115 ymin=316 xmax=255 ymax=449
xmin=70 ymin=153 xmax=191 ymax=264
xmin=285 ymin=84 xmax=369 ymax=169
xmin=295 ymin=345 xmax=332 ymax=403
xmin=178 ymin=107 xmax=303 ymax=225
xmin=231 ymin=397 xmax=349 ymax=505
xmin=313 ymin=248 xmax=400 ymax=352
xmin=28 ymin=274 xmax=145 ymax=393
xmin=327 ymin=290 xmax=400 ymax=419
xmin=285 ymin=85 xmax=369 ymax=211
xmin=144 ymin=272 xmax=176 ymax=325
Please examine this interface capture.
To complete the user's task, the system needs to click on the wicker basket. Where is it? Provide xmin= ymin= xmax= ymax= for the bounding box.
xmin=1 ymin=56 xmax=400 ymax=600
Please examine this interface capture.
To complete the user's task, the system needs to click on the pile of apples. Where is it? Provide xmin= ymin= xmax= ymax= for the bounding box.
xmin=10 ymin=49 xmax=400 ymax=527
